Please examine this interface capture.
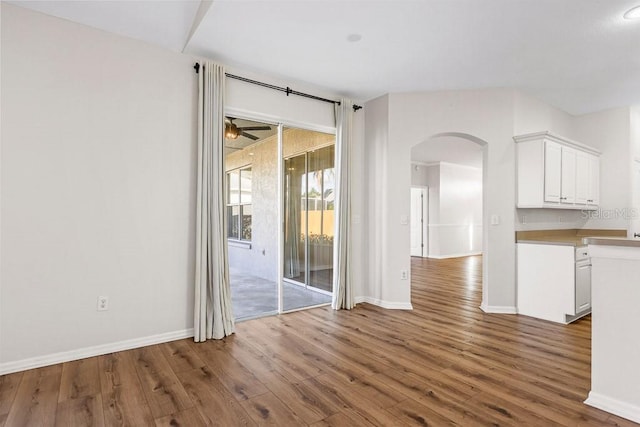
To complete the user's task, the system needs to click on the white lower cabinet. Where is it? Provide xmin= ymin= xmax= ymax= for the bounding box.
xmin=575 ymin=260 xmax=591 ymax=313
xmin=517 ymin=243 xmax=591 ymax=324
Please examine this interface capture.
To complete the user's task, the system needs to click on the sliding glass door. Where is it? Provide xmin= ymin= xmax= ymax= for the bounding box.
xmin=307 ymin=146 xmax=335 ymax=292
xmin=225 ymin=120 xmax=335 ymax=319
xmin=283 ymin=127 xmax=335 ymax=310
xmin=283 ymin=154 xmax=307 ymax=286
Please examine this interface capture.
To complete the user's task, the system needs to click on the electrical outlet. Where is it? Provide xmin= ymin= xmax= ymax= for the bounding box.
xmin=97 ymin=296 xmax=109 ymax=311
xmin=400 ymin=270 xmax=408 ymax=280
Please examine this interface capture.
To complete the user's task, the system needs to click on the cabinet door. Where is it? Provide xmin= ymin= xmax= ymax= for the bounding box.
xmin=587 ymin=154 xmax=599 ymax=205
xmin=575 ymin=262 xmax=591 ymax=314
xmin=575 ymin=151 xmax=590 ymax=205
xmin=561 ymin=146 xmax=576 ymax=204
xmin=544 ymin=141 xmax=562 ymax=203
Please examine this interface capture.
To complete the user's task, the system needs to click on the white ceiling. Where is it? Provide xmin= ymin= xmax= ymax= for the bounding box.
xmin=6 ymin=1 xmax=202 ymax=52
xmin=411 ymin=136 xmax=483 ymax=169
xmin=10 ymin=0 xmax=640 ymax=115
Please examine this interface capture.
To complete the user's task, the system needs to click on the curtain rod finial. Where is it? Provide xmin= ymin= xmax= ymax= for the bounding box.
xmin=353 ymin=105 xmax=362 ymax=112
xmin=194 ymin=63 xmax=200 ymax=73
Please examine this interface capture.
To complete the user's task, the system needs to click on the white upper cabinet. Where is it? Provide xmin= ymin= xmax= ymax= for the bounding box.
xmin=544 ymin=140 xmax=562 ymax=203
xmin=560 ymin=145 xmax=576 ymax=204
xmin=575 ymin=151 xmax=590 ymax=205
xmin=515 ymin=131 xmax=601 ymax=210
xmin=588 ymin=154 xmax=600 ymax=206
xmin=575 ymin=151 xmax=600 ymax=206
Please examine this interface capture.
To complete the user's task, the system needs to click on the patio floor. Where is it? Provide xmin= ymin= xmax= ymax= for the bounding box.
xmin=230 ymin=269 xmax=332 ymax=321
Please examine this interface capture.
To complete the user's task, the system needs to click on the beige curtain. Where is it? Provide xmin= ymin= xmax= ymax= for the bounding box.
xmin=194 ymin=62 xmax=235 ymax=341
xmin=332 ymin=99 xmax=356 ymax=310
xmin=284 ymin=162 xmax=302 ymax=279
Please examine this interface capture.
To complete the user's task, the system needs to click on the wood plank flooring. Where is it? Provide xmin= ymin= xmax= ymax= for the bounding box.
xmin=1 ymin=255 xmax=639 ymax=426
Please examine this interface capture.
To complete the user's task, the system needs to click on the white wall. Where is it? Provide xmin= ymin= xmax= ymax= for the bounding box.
xmin=225 ymin=67 xmax=336 ymax=131
xmin=0 ymin=4 xmax=364 ymax=371
xmin=514 ymin=91 xmax=576 ymax=139
xmin=515 ymin=209 xmax=588 ymax=231
xmin=431 ymin=162 xmax=483 ymax=258
xmin=362 ymin=95 xmax=396 ymax=307
xmin=410 ymin=163 xmax=429 ymax=186
xmin=350 ymin=105 xmax=366 ymax=303
xmin=575 ymin=108 xmax=632 ymax=231
xmin=425 ymin=164 xmax=440 ymax=225
xmin=1 ymin=4 xmax=197 ymax=366
xmin=365 ymin=89 xmax=516 ymax=312
xmin=414 ymin=162 xmax=482 ymax=258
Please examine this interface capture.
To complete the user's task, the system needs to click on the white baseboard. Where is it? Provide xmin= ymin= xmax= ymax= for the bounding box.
xmin=0 ymin=328 xmax=194 ymax=376
xmin=479 ymin=302 xmax=518 ymax=314
xmin=355 ymin=296 xmax=413 ymax=310
xmin=428 ymin=251 xmax=482 ymax=260
xmin=585 ymin=391 xmax=640 ymax=423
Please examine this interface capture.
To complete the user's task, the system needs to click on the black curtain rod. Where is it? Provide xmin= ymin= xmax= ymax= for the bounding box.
xmin=194 ymin=63 xmax=362 ymax=112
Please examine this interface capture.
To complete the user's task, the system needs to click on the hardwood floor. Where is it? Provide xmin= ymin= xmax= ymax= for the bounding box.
xmin=1 ymin=255 xmax=638 ymax=426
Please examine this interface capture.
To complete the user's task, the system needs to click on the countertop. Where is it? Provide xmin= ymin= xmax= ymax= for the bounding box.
xmin=585 ymin=237 xmax=640 ymax=247
xmin=516 ymin=229 xmax=627 ymax=247
xmin=517 ymin=237 xmax=588 ymax=247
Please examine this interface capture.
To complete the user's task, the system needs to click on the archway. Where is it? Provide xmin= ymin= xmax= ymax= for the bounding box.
xmin=410 ymin=132 xmax=489 ymax=308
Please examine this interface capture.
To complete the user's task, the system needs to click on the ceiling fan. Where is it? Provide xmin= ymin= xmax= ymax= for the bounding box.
xmin=225 ymin=117 xmax=271 ymax=141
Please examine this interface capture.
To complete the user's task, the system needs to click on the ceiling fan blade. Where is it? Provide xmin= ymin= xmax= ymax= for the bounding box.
xmin=238 ymin=126 xmax=271 ymax=131
xmin=240 ymin=131 xmax=259 ymax=141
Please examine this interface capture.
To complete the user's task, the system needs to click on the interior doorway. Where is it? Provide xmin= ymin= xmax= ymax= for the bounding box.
xmin=410 ymin=186 xmax=428 ymax=257
xmin=409 ymin=132 xmax=488 ymax=306
xmin=410 ymin=136 xmax=484 ymax=260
